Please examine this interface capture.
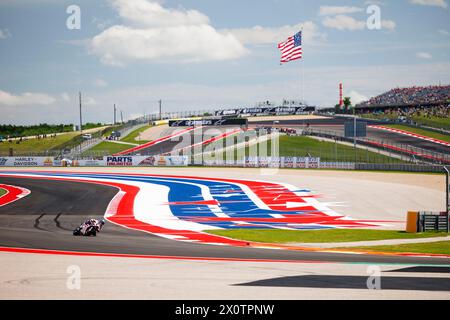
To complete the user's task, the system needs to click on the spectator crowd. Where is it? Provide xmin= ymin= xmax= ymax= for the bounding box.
xmin=357 ymin=85 xmax=450 ymax=108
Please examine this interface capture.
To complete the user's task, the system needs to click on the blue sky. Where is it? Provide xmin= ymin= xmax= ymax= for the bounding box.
xmin=0 ymin=0 xmax=449 ymax=125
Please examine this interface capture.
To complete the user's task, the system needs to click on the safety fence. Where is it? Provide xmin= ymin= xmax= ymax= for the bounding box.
xmin=0 ymin=155 xmax=446 ymax=173
xmin=304 ymin=128 xmax=450 ymax=165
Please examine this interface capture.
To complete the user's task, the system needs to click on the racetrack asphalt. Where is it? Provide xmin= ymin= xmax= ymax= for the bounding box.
xmin=0 ymin=176 xmax=449 ymax=266
xmin=251 ymin=118 xmax=449 ymax=154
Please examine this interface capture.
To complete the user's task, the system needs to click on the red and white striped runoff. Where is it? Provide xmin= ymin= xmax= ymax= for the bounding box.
xmin=278 ymin=31 xmax=302 ymax=64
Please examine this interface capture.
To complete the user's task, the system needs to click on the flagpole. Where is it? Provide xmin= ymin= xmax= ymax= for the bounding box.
xmin=301 ymin=27 xmax=304 ymax=104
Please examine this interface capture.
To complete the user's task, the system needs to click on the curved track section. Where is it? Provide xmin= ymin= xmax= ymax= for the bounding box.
xmin=0 ymin=183 xmax=30 ymax=207
xmin=0 ymin=172 xmax=449 ymax=265
xmin=251 ymin=117 xmax=450 ymax=154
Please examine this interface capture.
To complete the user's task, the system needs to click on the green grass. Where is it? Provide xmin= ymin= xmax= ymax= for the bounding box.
xmin=206 ymin=229 xmax=447 ymax=244
xmin=250 ymin=136 xmax=405 ymax=163
xmin=411 ymin=115 xmax=450 ymax=131
xmin=120 ymin=125 xmax=151 ymax=145
xmin=360 ymin=114 xmax=450 ymax=131
xmin=201 ymin=135 xmax=406 ymax=163
xmin=83 ymin=141 xmax=132 ymax=156
xmin=0 ymin=188 xmax=6 ymax=198
xmin=343 ymin=241 xmax=450 ymax=255
xmin=0 ymin=132 xmax=80 ymax=155
xmin=384 ymin=124 xmax=450 ymax=143
xmin=100 ymin=124 xmax=126 ymax=138
xmin=361 ymin=114 xmax=398 ymax=121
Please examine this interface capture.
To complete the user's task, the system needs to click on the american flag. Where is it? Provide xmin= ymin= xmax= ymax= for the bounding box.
xmin=278 ymin=31 xmax=302 ymax=64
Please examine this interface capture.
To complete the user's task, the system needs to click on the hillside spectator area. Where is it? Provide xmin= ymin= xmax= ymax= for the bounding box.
xmin=355 ymin=85 xmax=449 ymax=130
xmin=357 ymin=85 xmax=449 ymax=108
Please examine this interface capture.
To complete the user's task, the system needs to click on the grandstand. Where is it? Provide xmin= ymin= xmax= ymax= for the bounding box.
xmin=355 ymin=85 xmax=450 ymax=131
xmin=356 ymin=85 xmax=449 ymax=109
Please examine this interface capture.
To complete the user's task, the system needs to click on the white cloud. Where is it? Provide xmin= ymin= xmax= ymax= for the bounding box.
xmin=438 ymin=29 xmax=449 ymax=35
xmin=61 ymin=93 xmax=71 ymax=102
xmin=348 ymin=90 xmax=369 ymax=104
xmin=0 ymin=90 xmax=56 ymax=106
xmin=93 ymin=78 xmax=108 ymax=87
xmin=92 ymin=17 xmax=112 ymax=30
xmin=381 ymin=20 xmax=397 ymax=31
xmin=0 ymin=29 xmax=11 ymax=39
xmin=410 ymin=0 xmax=448 ymax=8
xmin=322 ymin=15 xmax=366 ymax=31
xmin=110 ymin=0 xmax=210 ymax=28
xmin=416 ymin=52 xmax=433 ymax=59
xmin=83 ymin=96 xmax=98 ymax=106
xmin=319 ymin=6 xmax=363 ymax=16
xmin=2 ymin=63 xmax=450 ymax=125
xmin=225 ymin=21 xmax=326 ymax=46
xmin=322 ymin=15 xmax=396 ymax=31
xmin=90 ymin=0 xmax=247 ymax=65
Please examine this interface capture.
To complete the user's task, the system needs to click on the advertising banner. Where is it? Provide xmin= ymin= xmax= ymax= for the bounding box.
xmin=134 ymin=156 xmax=189 ymax=166
xmin=245 ymin=157 xmax=321 ymax=169
xmin=308 ymin=157 xmax=320 ymax=169
xmin=295 ymin=157 xmax=308 ymax=169
xmin=105 ymin=156 xmax=134 ymax=166
xmin=0 ymin=157 xmax=54 ymax=167
xmin=244 ymin=156 xmax=258 ymax=167
xmin=71 ymin=158 xmax=107 ymax=167
xmin=169 ymin=118 xmax=247 ymax=127
xmin=282 ymin=157 xmax=295 ymax=168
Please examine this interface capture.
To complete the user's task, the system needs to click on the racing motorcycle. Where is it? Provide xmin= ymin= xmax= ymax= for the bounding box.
xmin=73 ymin=219 xmax=105 ymax=237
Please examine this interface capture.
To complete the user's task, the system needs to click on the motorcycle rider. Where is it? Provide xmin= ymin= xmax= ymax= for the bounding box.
xmin=77 ymin=219 xmax=105 ymax=236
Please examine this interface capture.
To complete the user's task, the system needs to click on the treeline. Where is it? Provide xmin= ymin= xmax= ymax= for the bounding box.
xmin=0 ymin=123 xmax=103 ymax=138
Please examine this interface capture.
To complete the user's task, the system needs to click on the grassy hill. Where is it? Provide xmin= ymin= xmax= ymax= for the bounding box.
xmin=0 ymin=132 xmax=81 ymax=156
xmin=384 ymin=124 xmax=450 ymax=143
xmin=204 ymin=135 xmax=407 ymax=163
xmin=120 ymin=125 xmax=152 ymax=145
xmin=83 ymin=141 xmax=133 ymax=156
xmin=361 ymin=114 xmax=450 ymax=131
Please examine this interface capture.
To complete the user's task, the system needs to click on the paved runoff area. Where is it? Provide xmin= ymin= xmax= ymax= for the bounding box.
xmin=0 ymin=167 xmax=448 ymax=299
xmin=1 ymin=251 xmax=449 ymax=300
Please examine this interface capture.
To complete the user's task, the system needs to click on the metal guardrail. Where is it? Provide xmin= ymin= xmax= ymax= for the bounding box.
xmin=355 ymin=163 xmax=444 ymax=173
xmin=418 ymin=212 xmax=449 ymax=232
xmin=305 ymin=128 xmax=450 ymax=165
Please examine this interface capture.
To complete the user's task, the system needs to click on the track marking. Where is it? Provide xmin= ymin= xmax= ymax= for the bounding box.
xmin=368 ymin=125 xmax=450 ymax=147
xmin=0 ymin=184 xmax=31 ymax=207
xmin=0 ymin=246 xmax=332 ymax=264
xmin=0 ymin=171 xmax=403 ymax=250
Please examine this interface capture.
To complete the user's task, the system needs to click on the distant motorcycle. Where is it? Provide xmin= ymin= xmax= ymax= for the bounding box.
xmin=73 ymin=219 xmax=105 ymax=237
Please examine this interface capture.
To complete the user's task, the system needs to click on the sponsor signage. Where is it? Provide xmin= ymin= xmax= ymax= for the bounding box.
xmin=245 ymin=157 xmax=321 ymax=169
xmin=106 ymin=156 xmax=133 ymax=166
xmin=169 ymin=118 xmax=247 ymax=127
xmin=0 ymin=157 xmax=55 ymax=167
xmin=134 ymin=156 xmax=189 ymax=166
xmin=215 ymin=105 xmax=316 ymax=117
xmin=71 ymin=159 xmax=106 ymax=167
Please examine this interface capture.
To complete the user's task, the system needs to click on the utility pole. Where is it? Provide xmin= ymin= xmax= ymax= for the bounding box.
xmin=353 ymin=106 xmax=357 ymax=163
xmin=79 ymin=92 xmax=83 ymax=133
xmin=120 ymin=110 xmax=124 ymax=124
xmin=79 ymin=92 xmax=83 ymax=155
xmin=353 ymin=107 xmax=357 ymax=149
xmin=113 ymin=104 xmax=116 ymax=125
xmin=159 ymin=99 xmax=162 ymax=120
xmin=444 ymin=166 xmax=449 ymax=233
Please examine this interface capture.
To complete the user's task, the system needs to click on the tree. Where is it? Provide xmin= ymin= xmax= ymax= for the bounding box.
xmin=334 ymin=104 xmax=341 ymax=114
xmin=343 ymin=97 xmax=352 ymax=113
